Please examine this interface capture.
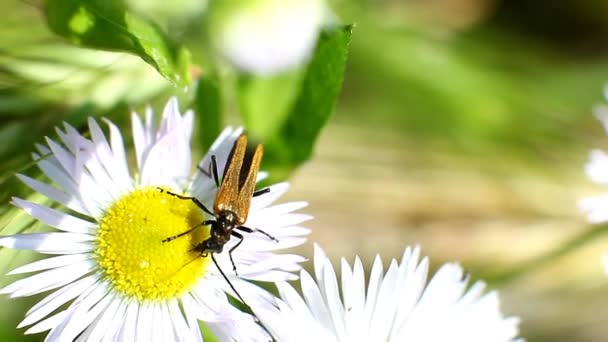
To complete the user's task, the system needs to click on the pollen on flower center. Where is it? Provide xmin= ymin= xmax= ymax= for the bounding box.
xmin=97 ymin=187 xmax=210 ymax=301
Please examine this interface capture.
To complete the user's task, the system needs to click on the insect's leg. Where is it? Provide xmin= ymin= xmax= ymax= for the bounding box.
xmin=157 ymin=188 xmax=214 ymax=217
xmin=210 ymin=253 xmax=251 ymax=313
xmin=197 ymin=162 xmax=212 ymax=178
xmin=253 ymin=188 xmax=270 ymax=197
xmin=228 ymin=231 xmax=245 ymax=275
xmin=163 ymin=220 xmax=215 ymax=243
xmin=210 ymin=155 xmax=220 ymax=188
xmin=198 ymin=155 xmax=220 ymax=187
xmin=237 ymin=225 xmax=278 ymax=242
xmin=211 ymin=254 xmax=271 ymax=334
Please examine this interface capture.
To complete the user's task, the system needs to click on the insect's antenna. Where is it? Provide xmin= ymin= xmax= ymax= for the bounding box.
xmin=160 ymin=255 xmax=202 ymax=282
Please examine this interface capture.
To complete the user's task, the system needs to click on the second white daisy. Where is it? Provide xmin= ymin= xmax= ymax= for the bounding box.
xmin=255 ymin=244 xmax=521 ymax=342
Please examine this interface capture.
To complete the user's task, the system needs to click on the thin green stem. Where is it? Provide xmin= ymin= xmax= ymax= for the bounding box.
xmin=486 ymin=223 xmax=608 ymax=285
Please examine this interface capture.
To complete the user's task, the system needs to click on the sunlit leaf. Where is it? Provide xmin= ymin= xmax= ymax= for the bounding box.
xmin=45 ymin=0 xmax=191 ymax=87
xmin=194 ymin=75 xmax=222 ymax=152
xmin=258 ymin=25 xmax=353 ymax=178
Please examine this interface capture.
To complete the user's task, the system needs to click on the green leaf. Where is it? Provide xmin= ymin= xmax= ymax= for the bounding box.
xmin=238 ymin=70 xmax=305 ymax=139
xmin=45 ymin=0 xmax=191 ymax=87
xmin=194 ymin=75 xmax=223 ymax=152
xmin=261 ymin=25 xmax=353 ymax=178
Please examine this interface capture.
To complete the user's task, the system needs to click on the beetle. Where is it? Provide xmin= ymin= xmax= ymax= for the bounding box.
xmin=160 ymin=133 xmax=277 ymax=273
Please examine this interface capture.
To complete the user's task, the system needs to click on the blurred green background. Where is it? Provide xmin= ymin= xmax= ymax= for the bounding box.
xmin=3 ymin=0 xmax=608 ymax=341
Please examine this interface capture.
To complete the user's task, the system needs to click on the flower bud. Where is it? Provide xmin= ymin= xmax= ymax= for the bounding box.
xmin=209 ymin=0 xmax=329 ymax=75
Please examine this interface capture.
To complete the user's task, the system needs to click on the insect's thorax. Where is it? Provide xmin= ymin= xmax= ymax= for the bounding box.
xmin=214 ymin=210 xmax=239 ymax=232
xmin=199 ymin=212 xmax=238 ymax=254
xmin=214 ymin=205 xmax=246 ymax=225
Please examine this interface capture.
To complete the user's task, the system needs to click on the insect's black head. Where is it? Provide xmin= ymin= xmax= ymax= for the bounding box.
xmin=200 ymin=238 xmax=224 ymax=253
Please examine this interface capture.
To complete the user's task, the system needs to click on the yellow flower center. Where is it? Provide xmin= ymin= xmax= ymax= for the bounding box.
xmin=96 ymin=187 xmax=210 ymax=301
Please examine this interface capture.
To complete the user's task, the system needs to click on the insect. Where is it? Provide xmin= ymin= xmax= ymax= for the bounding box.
xmin=159 ymin=134 xmax=278 ymax=274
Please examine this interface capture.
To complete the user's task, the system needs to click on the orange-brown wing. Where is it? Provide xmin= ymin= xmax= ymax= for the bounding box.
xmin=234 ymin=144 xmax=263 ymax=224
xmin=214 ymin=134 xmax=247 ymax=214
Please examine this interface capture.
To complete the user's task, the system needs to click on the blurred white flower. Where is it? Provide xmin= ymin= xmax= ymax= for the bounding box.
xmin=0 ymin=98 xmax=311 ymax=341
xmin=255 ymin=244 xmax=521 ymax=342
xmin=579 ymin=104 xmax=608 ymax=223
xmin=210 ymin=0 xmax=329 ymax=75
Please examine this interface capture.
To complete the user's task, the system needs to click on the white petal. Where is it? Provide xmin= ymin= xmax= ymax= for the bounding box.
xmin=55 ymin=122 xmax=90 ymax=155
xmin=594 ymin=103 xmax=608 ymax=133
xmin=19 ymin=275 xmax=99 ymax=328
xmin=136 ymin=302 xmax=153 ymax=342
xmin=44 ymin=307 xmax=75 ymax=341
xmin=103 ymin=118 xmax=132 ymax=191
xmin=300 ymin=270 xmax=333 ymax=333
xmin=87 ymin=118 xmax=130 ymax=197
xmin=99 ymin=299 xmax=127 ymax=342
xmin=62 ymin=289 xmax=118 ymax=341
xmin=155 ymin=303 xmax=171 ymax=342
xmin=368 ymin=260 xmax=399 ymax=341
xmin=76 ymin=291 xmax=123 ymax=342
xmin=313 ymin=243 xmax=328 ymax=281
xmin=53 ymin=281 xmax=111 ymax=341
xmin=320 ymin=258 xmax=346 ymax=340
xmin=37 ymin=158 xmax=85 ymax=213
xmin=343 ymin=256 xmax=366 ymax=339
xmin=240 ymin=253 xmax=305 ymax=273
xmin=131 ymin=112 xmax=147 ymax=171
xmin=74 ymin=127 xmax=122 ymax=201
xmin=249 ymin=182 xmax=290 ymax=211
xmin=261 ymin=213 xmax=314 ymax=230
xmin=8 ymin=254 xmax=92 ymax=275
xmin=189 ymin=283 xmax=228 ymax=319
xmin=364 ymin=255 xmax=384 ymax=327
xmin=12 ymin=198 xmax=95 ymax=234
xmin=391 ymin=257 xmax=429 ymax=337
xmin=277 ymin=281 xmax=311 ymax=316
xmin=180 ymin=295 xmax=203 ymax=342
xmin=1 ymin=259 xmax=95 ymax=297
xmin=117 ymin=301 xmax=139 ymax=342
xmin=0 ymin=233 xmax=94 ymax=254
xmin=585 ymin=149 xmax=608 ymax=184
xmin=579 ymin=194 xmax=608 ymax=223
xmin=273 ymin=225 xmax=311 ymax=237
xmin=34 ymin=142 xmax=51 ymax=157
xmin=47 ymin=135 xmax=114 ymax=212
xmin=140 ymin=128 xmax=191 ymax=188
xmin=45 ymin=137 xmax=78 ymax=177
xmin=158 ymin=97 xmax=179 ymax=135
xmin=239 ymin=269 xmax=299 ymax=282
xmin=25 ymin=310 xmax=68 ymax=335
xmin=16 ymin=174 xmax=86 ymax=213
xmin=424 ymin=263 xmax=468 ymax=302
xmin=167 ymin=299 xmax=191 ymax=342
xmin=458 ymin=281 xmax=486 ymax=306
xmin=249 ymin=202 xmax=308 ymax=221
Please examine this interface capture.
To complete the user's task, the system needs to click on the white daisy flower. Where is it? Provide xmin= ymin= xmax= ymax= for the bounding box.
xmin=255 ymin=244 xmax=521 ymax=342
xmin=580 ymin=104 xmax=608 ymax=223
xmin=0 ymin=98 xmax=311 ymax=341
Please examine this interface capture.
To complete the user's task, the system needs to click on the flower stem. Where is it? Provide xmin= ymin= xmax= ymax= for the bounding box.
xmin=486 ymin=223 xmax=608 ymax=285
